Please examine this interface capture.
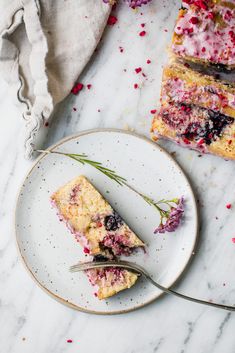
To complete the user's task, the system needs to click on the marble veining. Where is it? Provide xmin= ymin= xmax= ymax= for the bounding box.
xmin=0 ymin=1 xmax=235 ymax=352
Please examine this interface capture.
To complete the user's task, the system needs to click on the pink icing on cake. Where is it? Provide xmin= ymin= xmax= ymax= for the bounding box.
xmin=172 ymin=0 xmax=235 ymax=66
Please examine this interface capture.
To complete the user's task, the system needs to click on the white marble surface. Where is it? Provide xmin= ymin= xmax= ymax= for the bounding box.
xmin=1 ymin=1 xmax=235 ymax=352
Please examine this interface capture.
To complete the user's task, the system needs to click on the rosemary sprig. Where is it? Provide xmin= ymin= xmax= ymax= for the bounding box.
xmin=37 ymin=150 xmax=126 ymax=185
xmin=37 ymin=149 xmax=183 ymax=233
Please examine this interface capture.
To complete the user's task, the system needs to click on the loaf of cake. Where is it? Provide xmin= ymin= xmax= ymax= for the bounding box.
xmin=172 ymin=0 xmax=235 ymax=70
xmin=51 ymin=175 xmax=144 ymax=299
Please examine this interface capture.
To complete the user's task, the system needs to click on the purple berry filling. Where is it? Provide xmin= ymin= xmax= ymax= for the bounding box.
xmin=104 ymin=212 xmax=123 ymax=231
xmin=161 ymin=103 xmax=234 ymax=145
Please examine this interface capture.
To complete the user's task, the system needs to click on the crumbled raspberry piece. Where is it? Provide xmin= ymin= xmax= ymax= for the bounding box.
xmin=141 ymin=23 xmax=145 ymax=28
xmin=150 ymin=109 xmax=157 ymax=114
xmin=67 ymin=340 xmax=73 ymax=343
xmin=183 ymin=138 xmax=191 ymax=144
xmin=194 ymin=0 xmax=208 ymax=10
xmin=226 ymin=203 xmax=232 ymax=209
xmin=83 ymin=247 xmax=90 ymax=254
xmin=197 ymin=138 xmax=205 ymax=146
xmin=139 ymin=30 xmax=146 ymax=37
xmin=224 ymin=10 xmax=232 ymax=21
xmin=201 ymin=47 xmax=206 ymax=52
xmin=164 ymin=29 xmax=168 ymax=32
xmin=189 ymin=17 xmax=199 ymax=25
xmin=228 ymin=140 xmax=232 ymax=145
xmin=232 ymin=238 xmax=235 ymax=243
xmin=134 ymin=83 xmax=139 ymax=89
xmin=73 ymin=107 xmax=77 ymax=111
xmin=135 ymin=67 xmax=142 ymax=74
xmin=207 ymin=12 xmax=214 ymax=20
xmin=119 ymin=46 xmax=124 ymax=53
xmin=107 ymin=15 xmax=117 ymax=25
xmin=87 ymin=84 xmax=92 ymax=90
xmin=218 ymin=93 xmax=226 ymax=101
xmin=147 ymin=59 xmax=151 ymax=64
xmin=71 ymin=82 xmax=84 ymax=95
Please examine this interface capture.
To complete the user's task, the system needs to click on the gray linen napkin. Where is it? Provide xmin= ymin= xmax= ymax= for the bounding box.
xmin=0 ymin=0 xmax=111 ymax=158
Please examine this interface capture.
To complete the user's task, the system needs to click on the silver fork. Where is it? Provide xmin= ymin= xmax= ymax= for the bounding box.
xmin=70 ymin=260 xmax=235 ymax=312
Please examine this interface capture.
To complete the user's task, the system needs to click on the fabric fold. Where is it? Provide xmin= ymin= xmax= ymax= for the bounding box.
xmin=0 ymin=0 xmax=111 ymax=158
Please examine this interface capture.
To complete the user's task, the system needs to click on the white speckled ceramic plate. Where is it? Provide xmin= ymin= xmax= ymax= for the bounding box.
xmin=15 ymin=129 xmax=198 ymax=314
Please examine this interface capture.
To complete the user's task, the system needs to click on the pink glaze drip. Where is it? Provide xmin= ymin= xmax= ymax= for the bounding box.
xmin=172 ymin=1 xmax=235 ymax=66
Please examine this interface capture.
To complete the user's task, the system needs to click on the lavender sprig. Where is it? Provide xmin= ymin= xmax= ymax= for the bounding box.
xmin=153 ymin=197 xmax=184 ymax=234
xmin=38 ymin=149 xmax=184 ymax=233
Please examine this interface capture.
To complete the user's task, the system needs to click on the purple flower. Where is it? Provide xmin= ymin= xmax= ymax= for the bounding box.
xmin=103 ymin=0 xmax=152 ymax=7
xmin=154 ymin=197 xmax=184 ymax=234
xmin=124 ymin=0 xmax=152 ymax=7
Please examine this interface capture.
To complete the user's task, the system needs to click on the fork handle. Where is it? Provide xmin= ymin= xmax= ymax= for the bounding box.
xmin=145 ymin=274 xmax=235 ymax=312
xmin=70 ymin=261 xmax=235 ymax=311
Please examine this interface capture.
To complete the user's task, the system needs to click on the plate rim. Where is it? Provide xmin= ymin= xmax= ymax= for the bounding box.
xmin=15 ymin=128 xmax=199 ymax=315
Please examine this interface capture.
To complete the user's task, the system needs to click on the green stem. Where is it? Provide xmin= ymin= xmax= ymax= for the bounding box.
xmin=37 ymin=149 xmax=177 ymax=219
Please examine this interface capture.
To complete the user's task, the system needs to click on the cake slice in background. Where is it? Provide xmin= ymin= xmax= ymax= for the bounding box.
xmin=152 ymin=60 xmax=235 ymax=160
xmin=51 ymin=175 xmax=144 ymax=299
xmin=171 ymin=0 xmax=235 ymax=71
xmin=161 ymin=63 xmax=235 ymax=118
xmin=51 ymin=175 xmax=144 ymax=258
xmin=152 ymin=101 xmax=235 ymax=160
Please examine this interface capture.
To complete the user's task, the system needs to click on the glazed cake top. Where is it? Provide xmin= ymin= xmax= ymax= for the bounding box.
xmin=172 ymin=0 xmax=235 ymax=67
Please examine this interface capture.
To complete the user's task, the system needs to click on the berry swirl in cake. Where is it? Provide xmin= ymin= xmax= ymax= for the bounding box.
xmin=152 ymin=101 xmax=235 ymax=159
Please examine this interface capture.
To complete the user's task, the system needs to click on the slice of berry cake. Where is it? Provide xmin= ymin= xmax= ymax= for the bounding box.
xmin=51 ymin=175 xmax=144 ymax=257
xmin=51 ymin=175 xmax=144 ymax=299
xmin=152 ymin=101 xmax=235 ymax=159
xmin=172 ymin=0 xmax=235 ymax=70
xmin=161 ymin=63 xmax=235 ymax=118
